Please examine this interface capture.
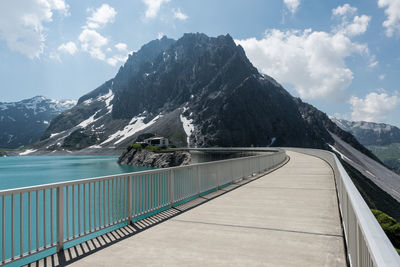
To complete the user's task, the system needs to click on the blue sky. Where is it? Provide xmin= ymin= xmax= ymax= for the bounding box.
xmin=0 ymin=0 xmax=399 ymax=126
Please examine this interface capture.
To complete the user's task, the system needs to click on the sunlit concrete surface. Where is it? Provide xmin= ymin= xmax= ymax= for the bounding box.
xmin=66 ymin=151 xmax=347 ymax=266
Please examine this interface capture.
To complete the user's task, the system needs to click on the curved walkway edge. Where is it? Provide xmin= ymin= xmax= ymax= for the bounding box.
xmin=27 ymin=151 xmax=347 ymax=267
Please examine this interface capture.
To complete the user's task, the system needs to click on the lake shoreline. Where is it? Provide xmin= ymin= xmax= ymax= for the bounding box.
xmin=1 ymin=147 xmax=125 ymax=157
xmin=0 ymin=154 xmax=153 ymax=190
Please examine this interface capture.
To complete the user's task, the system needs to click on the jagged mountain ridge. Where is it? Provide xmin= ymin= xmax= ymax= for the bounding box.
xmin=34 ymin=33 xmax=376 ymax=157
xmin=0 ymin=96 xmax=76 ymax=148
xmin=330 ymin=117 xmax=400 ymax=146
xmin=330 ymin=117 xmax=400 ymax=174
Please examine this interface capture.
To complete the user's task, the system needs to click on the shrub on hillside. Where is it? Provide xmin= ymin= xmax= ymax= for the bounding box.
xmin=371 ymin=209 xmax=400 ymax=253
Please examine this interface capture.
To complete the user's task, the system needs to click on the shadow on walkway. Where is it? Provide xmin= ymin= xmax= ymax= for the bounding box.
xmin=24 ymin=158 xmax=288 ymax=267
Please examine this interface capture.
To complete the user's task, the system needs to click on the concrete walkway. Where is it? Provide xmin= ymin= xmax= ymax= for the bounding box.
xmin=70 ymin=151 xmax=347 ymax=267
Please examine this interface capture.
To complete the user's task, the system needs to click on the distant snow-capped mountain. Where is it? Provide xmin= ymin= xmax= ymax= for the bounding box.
xmin=0 ymin=96 xmax=76 ymax=148
xmin=329 ymin=117 xmax=400 ymax=146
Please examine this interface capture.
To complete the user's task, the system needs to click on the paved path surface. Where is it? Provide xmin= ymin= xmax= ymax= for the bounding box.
xmin=70 ymin=151 xmax=347 ymax=267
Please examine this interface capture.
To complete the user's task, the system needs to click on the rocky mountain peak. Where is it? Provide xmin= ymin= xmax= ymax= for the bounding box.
xmin=35 ymin=32 xmax=381 ymax=157
xmin=109 ymin=33 xmax=254 ymax=119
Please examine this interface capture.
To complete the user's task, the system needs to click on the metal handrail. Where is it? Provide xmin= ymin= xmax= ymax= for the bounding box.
xmin=0 ymin=149 xmax=286 ymax=265
xmin=286 ymin=148 xmax=400 ymax=267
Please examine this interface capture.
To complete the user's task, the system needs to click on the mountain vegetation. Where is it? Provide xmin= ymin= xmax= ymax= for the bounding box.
xmin=371 ymin=209 xmax=400 ymax=254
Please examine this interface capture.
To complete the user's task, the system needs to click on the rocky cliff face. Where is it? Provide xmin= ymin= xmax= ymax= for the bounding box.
xmin=0 ymin=96 xmax=76 ymax=148
xmin=32 ymin=33 xmax=374 ymax=161
xmin=118 ymin=148 xmax=191 ymax=168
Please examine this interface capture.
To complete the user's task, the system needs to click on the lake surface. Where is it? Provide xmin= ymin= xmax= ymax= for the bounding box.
xmin=0 ymin=155 xmax=153 ymax=190
xmin=0 ymin=155 xmax=155 ymax=265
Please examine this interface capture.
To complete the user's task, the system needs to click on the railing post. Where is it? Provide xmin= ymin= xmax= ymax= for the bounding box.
xmin=169 ymin=170 xmax=174 ymax=207
xmin=242 ymin=159 xmax=245 ymax=179
xmin=56 ymin=186 xmax=64 ymax=252
xmin=356 ymin=223 xmax=360 ymax=267
xmin=196 ymin=166 xmax=200 ymax=196
xmin=128 ymin=176 xmax=133 ymax=224
xmin=216 ymin=166 xmax=220 ymax=190
xmin=231 ymin=161 xmax=234 ymax=182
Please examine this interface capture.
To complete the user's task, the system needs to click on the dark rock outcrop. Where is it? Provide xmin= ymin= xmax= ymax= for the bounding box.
xmin=118 ymin=148 xmax=191 ymax=168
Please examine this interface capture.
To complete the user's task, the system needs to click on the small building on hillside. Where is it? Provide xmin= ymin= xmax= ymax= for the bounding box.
xmin=144 ymin=136 xmax=169 ymax=148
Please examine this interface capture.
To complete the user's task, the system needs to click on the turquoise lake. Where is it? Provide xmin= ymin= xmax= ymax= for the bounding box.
xmin=0 ymin=155 xmax=154 ymax=266
xmin=0 ymin=155 xmax=153 ymax=190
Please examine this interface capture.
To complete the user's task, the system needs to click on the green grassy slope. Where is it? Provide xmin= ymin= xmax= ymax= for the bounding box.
xmin=371 ymin=209 xmax=400 ymax=254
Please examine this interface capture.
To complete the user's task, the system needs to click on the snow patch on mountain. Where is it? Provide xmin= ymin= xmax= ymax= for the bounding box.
xmin=101 ymin=114 xmax=162 ymax=145
xmin=82 ymin=99 xmax=93 ymax=105
xmin=19 ymin=149 xmax=37 ymax=155
xmin=102 ymin=90 xmax=114 ymax=112
xmin=78 ymin=111 xmax=101 ymax=128
xmin=180 ymin=107 xmax=194 ymax=146
xmin=70 ymin=91 xmax=114 ymax=130
xmin=50 ymin=131 xmax=66 ymax=139
xmin=21 ymin=97 xmax=76 ymax=115
xmin=328 ymin=144 xmax=351 ymax=161
xmin=89 ymin=145 xmax=102 ymax=149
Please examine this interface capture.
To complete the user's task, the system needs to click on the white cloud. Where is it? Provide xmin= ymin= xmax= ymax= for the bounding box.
xmin=73 ymin=4 xmax=129 ymax=66
xmin=49 ymin=51 xmax=61 ymax=62
xmin=106 ymin=57 xmax=118 ymax=66
xmin=50 ymin=0 xmax=69 ymax=13
xmin=58 ymin=41 xmax=77 ymax=55
xmin=86 ymin=4 xmax=117 ymax=29
xmin=283 ymin=0 xmax=300 ymax=14
xmin=114 ymin=43 xmax=127 ymax=51
xmin=78 ymin=29 xmax=108 ymax=60
xmin=236 ymin=5 xmax=371 ymax=100
xmin=342 ymin=15 xmax=371 ymax=36
xmin=106 ymin=54 xmax=128 ymax=66
xmin=173 ymin=8 xmax=188 ymax=20
xmin=379 ymin=74 xmax=386 ymax=80
xmin=378 ymin=0 xmax=400 ymax=37
xmin=157 ymin=32 xmax=165 ymax=39
xmin=369 ymin=61 xmax=378 ymax=68
xmin=107 ymin=44 xmax=130 ymax=66
xmin=0 ymin=0 xmax=69 ymax=59
xmin=143 ymin=0 xmax=170 ymax=19
xmin=332 ymin=4 xmax=357 ymax=17
xmin=350 ymin=92 xmax=400 ymax=122
xmin=332 ymin=4 xmax=370 ymax=36
xmin=237 ymin=29 xmax=367 ymax=99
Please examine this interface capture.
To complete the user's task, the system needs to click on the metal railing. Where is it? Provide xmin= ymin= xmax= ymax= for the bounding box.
xmin=0 ymin=149 xmax=286 ymax=265
xmin=286 ymin=148 xmax=400 ymax=267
